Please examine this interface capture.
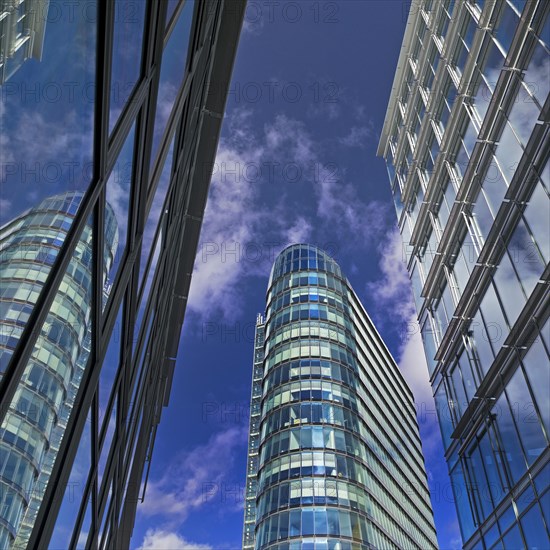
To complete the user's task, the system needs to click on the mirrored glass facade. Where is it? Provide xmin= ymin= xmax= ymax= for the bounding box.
xmin=0 ymin=1 xmax=246 ymax=548
xmin=245 ymin=245 xmax=438 ymax=549
xmin=378 ymin=1 xmax=550 ymax=548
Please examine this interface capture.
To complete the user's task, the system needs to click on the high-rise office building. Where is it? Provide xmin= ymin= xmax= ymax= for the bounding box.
xmin=0 ymin=192 xmax=117 ymax=548
xmin=0 ymin=1 xmax=245 ymax=548
xmin=378 ymin=1 xmax=549 ymax=548
xmin=244 ymin=244 xmax=438 ymax=549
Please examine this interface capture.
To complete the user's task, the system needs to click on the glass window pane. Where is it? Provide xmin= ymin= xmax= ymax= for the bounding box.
xmin=48 ymin=415 xmax=92 ymax=549
xmin=520 ymin=503 xmax=548 ymax=550
xmin=105 ymin=122 xmax=136 ymax=291
xmin=139 ymin=137 xmax=175 ymax=290
xmin=494 ymin=394 xmax=526 ymax=484
xmin=505 ymin=368 xmax=546 ymax=466
xmin=150 ymin=0 xmax=195 ymax=166
xmin=522 ymin=338 xmax=550 ymax=436
xmin=1 ymin=211 xmax=99 ymax=547
xmin=524 ymin=39 xmax=550 ymax=108
xmin=109 ymin=0 xmax=147 ymax=131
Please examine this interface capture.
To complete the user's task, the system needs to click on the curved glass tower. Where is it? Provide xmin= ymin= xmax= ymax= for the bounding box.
xmin=247 ymin=244 xmax=437 ymax=549
xmin=0 ymin=192 xmax=118 ymax=548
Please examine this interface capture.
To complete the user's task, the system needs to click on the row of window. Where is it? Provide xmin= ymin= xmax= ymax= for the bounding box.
xmin=265 ymin=339 xmax=357 ymax=377
xmin=266 ymin=322 xmax=357 ymax=363
xmin=266 ymin=288 xmax=350 ymax=325
xmin=260 ymin=425 xmax=431 ymax=515
xmin=257 ymin=478 xmax=369 ymax=521
xmin=262 ymin=380 xmax=425 ymax=489
xmin=267 ymin=271 xmax=347 ymax=310
xmin=1 ymin=415 xmax=46 ymax=474
xmin=261 ymin=402 xmax=361 ymax=441
xmin=255 ymin=508 xmax=372 ymax=548
xmin=257 ymin=450 xmax=435 ymax=542
xmin=271 ymin=247 xmax=342 ymax=281
xmin=264 ymin=359 xmax=358 ymax=395
xmin=268 ymin=303 xmax=351 ymax=336
xmin=263 ymin=379 xmax=358 ymax=414
xmin=0 ymin=445 xmax=35 ymax=497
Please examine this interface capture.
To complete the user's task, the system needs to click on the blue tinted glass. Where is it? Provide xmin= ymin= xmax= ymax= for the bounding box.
xmin=501 ymin=523 xmax=523 ymax=548
xmin=105 ymin=123 xmax=135 ymax=290
xmin=493 ymin=4 xmax=519 ymax=53
xmin=495 ymin=394 xmax=526 ymax=483
xmin=451 ymin=462 xmax=476 ymax=540
xmin=109 ymin=0 xmax=147 ymax=131
xmin=505 ymin=368 xmax=546 ymax=466
xmin=520 ymin=503 xmax=547 ymax=549
xmin=150 ymin=0 xmax=195 ymax=166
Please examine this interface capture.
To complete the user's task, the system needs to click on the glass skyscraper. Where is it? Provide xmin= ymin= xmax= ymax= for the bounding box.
xmin=378 ymin=1 xmax=549 ymax=548
xmin=244 ymin=244 xmax=438 ymax=549
xmin=0 ymin=192 xmax=117 ymax=548
xmin=0 ymin=1 xmax=246 ymax=547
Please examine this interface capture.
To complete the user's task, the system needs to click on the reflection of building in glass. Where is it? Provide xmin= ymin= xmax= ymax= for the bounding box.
xmin=0 ymin=0 xmax=49 ymax=84
xmin=378 ymin=1 xmax=549 ymax=548
xmin=245 ymin=244 xmax=438 ymax=549
xmin=0 ymin=192 xmax=118 ymax=548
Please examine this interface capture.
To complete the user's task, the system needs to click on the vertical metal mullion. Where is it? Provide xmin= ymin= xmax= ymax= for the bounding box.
xmin=90 ymin=0 xmax=115 ymax=538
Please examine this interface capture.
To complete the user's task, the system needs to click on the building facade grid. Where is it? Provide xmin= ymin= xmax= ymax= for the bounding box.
xmin=0 ymin=1 xmax=245 ymax=548
xmin=378 ymin=1 xmax=550 ymax=548
xmin=245 ymin=244 xmax=438 ymax=550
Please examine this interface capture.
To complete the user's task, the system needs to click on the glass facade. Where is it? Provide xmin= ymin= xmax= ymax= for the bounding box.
xmin=244 ymin=244 xmax=438 ymax=549
xmin=0 ymin=1 xmax=246 ymax=548
xmin=378 ymin=1 xmax=550 ymax=548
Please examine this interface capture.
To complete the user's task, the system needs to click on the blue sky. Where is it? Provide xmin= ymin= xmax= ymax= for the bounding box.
xmin=130 ymin=2 xmax=462 ymax=549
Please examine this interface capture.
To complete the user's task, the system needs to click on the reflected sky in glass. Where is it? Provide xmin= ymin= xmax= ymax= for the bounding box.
xmin=150 ymin=0 xmax=194 ymax=166
xmin=105 ymin=122 xmax=136 ymax=287
xmin=108 ymin=0 xmax=147 ymax=133
xmin=1 ymin=2 xmax=97 ymax=227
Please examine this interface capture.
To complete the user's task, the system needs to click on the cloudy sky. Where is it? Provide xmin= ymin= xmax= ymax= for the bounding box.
xmin=129 ymin=2 xmax=462 ymax=549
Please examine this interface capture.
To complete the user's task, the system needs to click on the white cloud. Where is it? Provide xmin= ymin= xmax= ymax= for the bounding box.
xmin=337 ymin=125 xmax=373 ymax=148
xmin=136 ymin=529 xmax=212 ymax=550
xmin=364 ymin=228 xmax=443 ymax=455
xmin=137 ymin=426 xmax=247 ymax=524
xmin=0 ymin=198 xmax=12 ymax=217
xmin=188 ymin=111 xmax=390 ymax=321
xmin=260 ymin=114 xmax=390 ymax=248
xmin=366 ymin=228 xmax=416 ymax=323
xmin=187 ymin=110 xmax=265 ymax=320
xmin=283 ymin=216 xmax=312 ymax=244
